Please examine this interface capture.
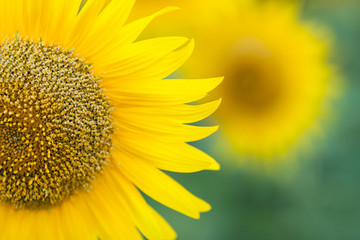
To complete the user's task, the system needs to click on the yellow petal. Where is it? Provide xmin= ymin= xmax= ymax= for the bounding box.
xmin=108 ymin=77 xmax=223 ymax=106
xmin=111 ymin=99 xmax=221 ymax=124
xmin=114 ymin=113 xmax=218 ymax=142
xmin=94 ymin=37 xmax=189 ymax=77
xmin=148 ymin=206 xmax=177 ymax=240
xmin=62 ymin=0 xmax=106 ymax=48
xmin=117 ymin=137 xmax=220 ymax=172
xmin=88 ymin=6 xmax=179 ymax=61
xmin=75 ymin=0 xmax=135 ymax=57
xmin=115 ymin=150 xmax=211 ymax=219
xmin=108 ymin=171 xmax=165 ymax=240
xmin=84 ymin=181 xmax=143 ymax=240
xmin=107 ymin=38 xmax=194 ymax=80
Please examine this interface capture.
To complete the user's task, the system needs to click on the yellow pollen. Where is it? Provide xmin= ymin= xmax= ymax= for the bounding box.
xmin=0 ymin=36 xmax=113 ymax=209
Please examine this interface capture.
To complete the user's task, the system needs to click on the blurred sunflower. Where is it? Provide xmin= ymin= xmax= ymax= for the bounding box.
xmin=207 ymin=0 xmax=337 ymax=160
xmin=133 ymin=0 xmax=339 ymax=161
xmin=0 ymin=0 xmax=221 ymax=239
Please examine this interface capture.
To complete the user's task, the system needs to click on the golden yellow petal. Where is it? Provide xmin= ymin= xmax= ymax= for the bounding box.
xmin=107 ymin=77 xmax=222 ymax=106
xmin=115 ymin=150 xmax=211 ymax=219
xmin=117 ymin=137 xmax=219 ymax=172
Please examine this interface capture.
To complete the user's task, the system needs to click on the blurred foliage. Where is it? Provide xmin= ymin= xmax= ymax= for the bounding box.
xmin=147 ymin=1 xmax=360 ymax=239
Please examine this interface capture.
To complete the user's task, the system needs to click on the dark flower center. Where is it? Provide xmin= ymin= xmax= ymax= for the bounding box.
xmin=0 ymin=36 xmax=113 ymax=209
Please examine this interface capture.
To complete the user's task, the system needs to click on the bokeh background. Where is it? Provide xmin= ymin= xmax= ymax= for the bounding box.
xmin=131 ymin=0 xmax=360 ymax=239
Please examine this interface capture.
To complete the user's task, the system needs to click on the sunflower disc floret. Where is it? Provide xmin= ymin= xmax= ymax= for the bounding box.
xmin=0 ymin=36 xmax=113 ymax=209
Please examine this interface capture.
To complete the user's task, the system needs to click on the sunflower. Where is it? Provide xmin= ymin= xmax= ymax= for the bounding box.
xmin=0 ymin=1 xmax=222 ymax=239
xmin=207 ymin=0 xmax=338 ymax=160
xmin=133 ymin=0 xmax=338 ymax=160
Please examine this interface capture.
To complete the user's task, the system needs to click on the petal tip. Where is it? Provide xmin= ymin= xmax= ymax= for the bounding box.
xmin=208 ymin=159 xmax=221 ymax=171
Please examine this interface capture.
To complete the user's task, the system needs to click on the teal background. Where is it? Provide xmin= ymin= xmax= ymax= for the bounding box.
xmin=148 ymin=1 xmax=360 ymax=239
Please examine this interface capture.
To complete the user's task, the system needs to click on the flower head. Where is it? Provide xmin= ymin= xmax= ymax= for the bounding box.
xmin=0 ymin=1 xmax=221 ymax=239
xmin=213 ymin=1 xmax=338 ymax=160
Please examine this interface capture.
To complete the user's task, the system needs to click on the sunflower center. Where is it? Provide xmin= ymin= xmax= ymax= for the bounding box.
xmin=225 ymin=38 xmax=284 ymax=116
xmin=0 ymin=36 xmax=113 ymax=209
